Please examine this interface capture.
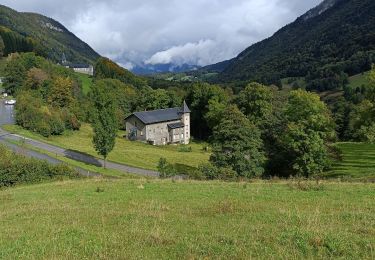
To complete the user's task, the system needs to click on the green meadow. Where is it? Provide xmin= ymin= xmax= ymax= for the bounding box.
xmin=0 ymin=179 xmax=374 ymax=259
xmin=3 ymin=124 xmax=211 ymax=171
xmin=325 ymin=142 xmax=375 ymax=181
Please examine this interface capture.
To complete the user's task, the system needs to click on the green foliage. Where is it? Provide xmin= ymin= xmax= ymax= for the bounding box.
xmin=236 ymin=82 xmax=274 ymax=124
xmin=0 ymin=35 xmax=4 ymax=57
xmin=281 ymin=90 xmax=336 ymax=177
xmin=357 ymin=123 xmax=375 ymax=144
xmin=210 ymin=105 xmax=265 ymax=178
xmin=178 ymin=145 xmax=192 ymax=153
xmin=94 ymin=57 xmax=146 ymax=88
xmin=135 ymin=86 xmax=178 ymax=111
xmin=90 ymin=83 xmax=118 ymax=166
xmin=3 ymin=54 xmax=27 ymax=94
xmin=186 ymin=83 xmax=229 ymax=139
xmin=0 ymin=144 xmax=79 ymax=187
xmin=48 ymin=76 xmax=74 ymax=108
xmin=157 ymin=158 xmax=176 ymax=178
xmin=219 ymin=0 xmax=375 ymax=90
xmin=348 ymin=100 xmax=375 ymax=141
xmin=8 ymin=53 xmax=84 ymax=137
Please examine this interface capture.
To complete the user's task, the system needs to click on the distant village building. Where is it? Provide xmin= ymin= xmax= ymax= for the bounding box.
xmin=125 ymin=101 xmax=191 ymax=145
xmin=61 ymin=53 xmax=94 ymax=76
xmin=65 ymin=64 xmax=94 ymax=76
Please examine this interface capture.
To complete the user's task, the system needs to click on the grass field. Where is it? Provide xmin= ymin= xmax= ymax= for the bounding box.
xmin=347 ymin=71 xmax=370 ymax=89
xmin=75 ymin=72 xmax=93 ymax=95
xmin=0 ymin=179 xmax=373 ymax=259
xmin=3 ymin=124 xmax=211 ymax=171
xmin=325 ymin=142 xmax=375 ymax=180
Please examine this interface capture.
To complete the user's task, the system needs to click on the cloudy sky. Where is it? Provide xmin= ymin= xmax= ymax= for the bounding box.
xmin=3 ymin=0 xmax=322 ymax=69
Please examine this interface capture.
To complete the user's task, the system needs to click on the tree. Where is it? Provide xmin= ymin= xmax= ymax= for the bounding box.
xmin=367 ymin=65 xmax=375 ymax=102
xmin=48 ymin=76 xmax=74 ymax=108
xmin=236 ymin=82 xmax=274 ymax=124
xmin=0 ymin=36 xmax=4 ymax=58
xmin=281 ymin=90 xmax=336 ymax=177
xmin=186 ymin=83 xmax=229 ymax=139
xmin=3 ymin=55 xmax=26 ymax=94
xmin=25 ymin=68 xmax=49 ymax=90
xmin=90 ymin=83 xmax=118 ymax=168
xmin=210 ymin=105 xmax=265 ymax=178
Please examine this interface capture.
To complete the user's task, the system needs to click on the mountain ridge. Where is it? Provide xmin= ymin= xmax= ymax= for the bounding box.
xmin=203 ymin=0 xmax=375 ymax=89
xmin=0 ymin=4 xmax=100 ymax=64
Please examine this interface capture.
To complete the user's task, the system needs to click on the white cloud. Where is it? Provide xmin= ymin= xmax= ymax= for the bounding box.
xmin=2 ymin=0 xmax=322 ymax=67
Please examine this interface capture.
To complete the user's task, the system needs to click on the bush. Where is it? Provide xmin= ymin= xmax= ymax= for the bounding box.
xmin=157 ymin=158 xmax=176 ymax=178
xmin=34 ymin=120 xmax=52 ymax=137
xmin=199 ymin=163 xmax=219 ymax=180
xmin=178 ymin=145 xmax=192 ymax=153
xmin=0 ymin=145 xmax=80 ymax=188
xmin=62 ymin=111 xmax=81 ymax=131
xmin=48 ymin=113 xmax=65 ymax=135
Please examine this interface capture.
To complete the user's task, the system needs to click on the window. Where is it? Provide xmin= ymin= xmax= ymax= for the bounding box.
xmin=140 ymin=131 xmax=143 ymax=136
xmin=181 ymin=133 xmax=184 ymax=139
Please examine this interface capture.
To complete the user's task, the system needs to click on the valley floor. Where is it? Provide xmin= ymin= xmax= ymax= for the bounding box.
xmin=0 ymin=179 xmax=374 ymax=259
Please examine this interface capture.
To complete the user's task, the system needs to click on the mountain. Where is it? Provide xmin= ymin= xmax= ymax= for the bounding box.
xmin=217 ymin=0 xmax=375 ymax=89
xmin=0 ymin=5 xmax=100 ymax=64
xmin=132 ymin=63 xmax=200 ymax=75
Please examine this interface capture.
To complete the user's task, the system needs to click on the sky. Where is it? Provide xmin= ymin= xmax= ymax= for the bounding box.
xmin=2 ymin=0 xmax=322 ymax=69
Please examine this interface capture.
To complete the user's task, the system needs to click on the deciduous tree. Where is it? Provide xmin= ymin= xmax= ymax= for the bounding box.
xmin=210 ymin=105 xmax=265 ymax=178
xmin=90 ymin=83 xmax=118 ymax=168
xmin=281 ymin=90 xmax=335 ymax=177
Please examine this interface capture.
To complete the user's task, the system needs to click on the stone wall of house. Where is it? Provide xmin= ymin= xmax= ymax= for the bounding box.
xmin=125 ymin=111 xmax=191 ymax=145
xmin=146 ymin=120 xmax=182 ymax=145
xmin=73 ymin=67 xmax=94 ymax=76
xmin=181 ymin=113 xmax=190 ymax=144
xmin=125 ymin=115 xmax=147 ymax=141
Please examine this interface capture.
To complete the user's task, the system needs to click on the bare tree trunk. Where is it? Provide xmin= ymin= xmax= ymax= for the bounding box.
xmin=104 ymin=156 xmax=107 ymax=169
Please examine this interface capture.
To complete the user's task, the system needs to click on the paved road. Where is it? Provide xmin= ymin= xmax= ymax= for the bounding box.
xmin=0 ymin=100 xmax=159 ymax=178
xmin=0 ymin=137 xmax=101 ymax=178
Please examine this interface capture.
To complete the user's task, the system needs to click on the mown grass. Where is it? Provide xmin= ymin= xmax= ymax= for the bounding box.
xmin=3 ymin=124 xmax=211 ymax=170
xmin=0 ymin=179 xmax=373 ymax=259
xmin=324 ymin=142 xmax=375 ymax=181
xmin=75 ymin=72 xmax=93 ymax=95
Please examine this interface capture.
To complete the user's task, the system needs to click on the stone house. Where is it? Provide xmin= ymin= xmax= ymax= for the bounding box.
xmin=125 ymin=101 xmax=191 ymax=145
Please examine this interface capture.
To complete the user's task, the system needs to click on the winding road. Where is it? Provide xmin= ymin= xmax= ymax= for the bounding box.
xmin=0 ymin=100 xmax=159 ymax=178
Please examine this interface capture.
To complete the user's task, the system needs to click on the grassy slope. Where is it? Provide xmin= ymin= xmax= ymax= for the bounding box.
xmin=347 ymin=71 xmax=370 ymax=89
xmin=0 ymin=179 xmax=374 ymax=259
xmin=3 ymin=124 xmax=210 ymax=170
xmin=325 ymin=142 xmax=375 ymax=180
xmin=75 ymin=72 xmax=93 ymax=95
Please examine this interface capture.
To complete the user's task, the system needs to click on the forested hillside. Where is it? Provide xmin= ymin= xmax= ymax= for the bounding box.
xmin=218 ymin=0 xmax=375 ymax=90
xmin=0 ymin=5 xmax=99 ymax=63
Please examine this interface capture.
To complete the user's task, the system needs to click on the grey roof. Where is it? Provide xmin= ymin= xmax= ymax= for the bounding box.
xmin=131 ymin=108 xmax=181 ymax=124
xmin=168 ymin=122 xmax=185 ymax=129
xmin=126 ymin=102 xmax=191 ymax=125
xmin=182 ymin=100 xmax=191 ymax=113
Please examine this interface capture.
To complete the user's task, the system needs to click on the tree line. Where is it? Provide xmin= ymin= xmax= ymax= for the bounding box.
xmin=3 ymin=52 xmax=374 ymax=179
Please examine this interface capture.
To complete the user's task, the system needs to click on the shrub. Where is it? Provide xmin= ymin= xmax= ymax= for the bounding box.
xmin=48 ymin=112 xmax=65 ymax=135
xmin=199 ymin=163 xmax=219 ymax=180
xmin=178 ymin=145 xmax=192 ymax=153
xmin=34 ymin=120 xmax=52 ymax=137
xmin=157 ymin=158 xmax=176 ymax=178
xmin=0 ymin=145 xmax=80 ymax=188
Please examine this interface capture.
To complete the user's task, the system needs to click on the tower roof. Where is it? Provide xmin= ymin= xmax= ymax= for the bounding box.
xmin=181 ymin=100 xmax=191 ymax=113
